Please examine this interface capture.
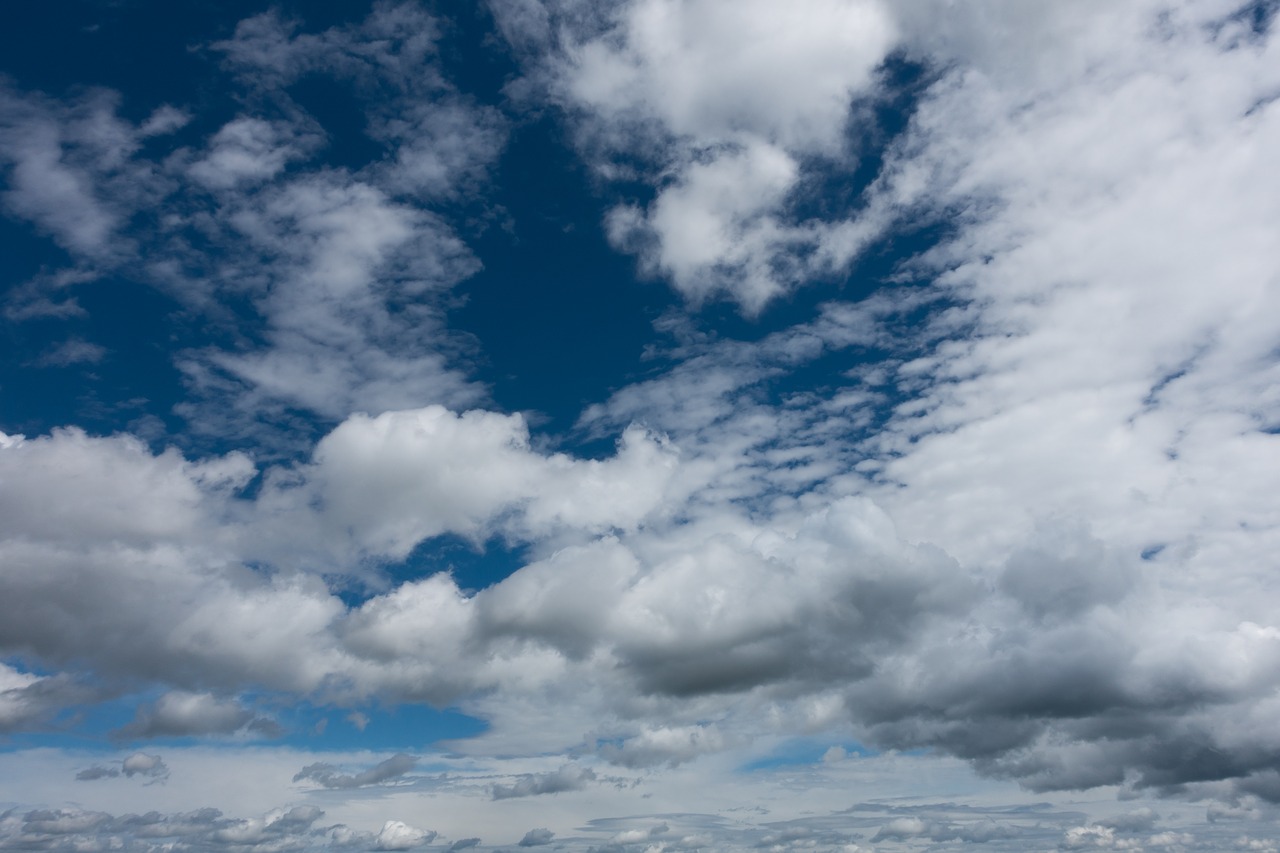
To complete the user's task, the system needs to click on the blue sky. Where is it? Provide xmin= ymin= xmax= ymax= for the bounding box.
xmin=3 ymin=1 xmax=1280 ymax=851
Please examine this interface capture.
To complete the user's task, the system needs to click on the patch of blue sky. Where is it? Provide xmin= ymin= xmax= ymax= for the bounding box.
xmin=271 ymin=701 xmax=487 ymax=753
xmin=450 ymin=114 xmax=679 ymax=449
xmin=736 ymin=737 xmax=877 ymax=773
xmin=335 ymin=533 xmax=530 ymax=604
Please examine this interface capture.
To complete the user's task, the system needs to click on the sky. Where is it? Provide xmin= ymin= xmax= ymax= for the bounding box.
xmin=1 ymin=0 xmax=1280 ymax=851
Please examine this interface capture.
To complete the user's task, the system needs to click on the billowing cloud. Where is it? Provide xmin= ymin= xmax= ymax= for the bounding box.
xmin=373 ymin=820 xmax=436 ymax=850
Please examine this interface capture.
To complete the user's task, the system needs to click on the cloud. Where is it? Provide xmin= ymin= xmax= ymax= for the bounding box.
xmin=0 ymin=86 xmax=141 ymax=257
xmin=0 ymin=663 xmax=86 ymax=731
xmin=447 ymin=839 xmax=481 ymax=852
xmin=490 ymin=0 xmax=900 ymax=310
xmin=29 ymin=338 xmax=107 ymax=368
xmin=74 ymin=766 xmax=119 ymax=781
xmin=122 ymin=752 xmax=169 ymax=779
xmin=293 ymin=753 xmax=417 ymax=789
xmin=374 ymin=820 xmax=436 ymax=850
xmin=187 ymin=117 xmax=320 ymax=189
xmin=4 ymin=3 xmax=1280 ymax=839
xmin=2 ymin=2 xmax=506 ymax=452
xmin=114 ymin=691 xmax=281 ymax=739
xmin=77 ymin=752 xmax=171 ymax=782
xmin=518 ymin=827 xmax=555 ymax=847
xmin=492 ymin=764 xmax=596 ymax=799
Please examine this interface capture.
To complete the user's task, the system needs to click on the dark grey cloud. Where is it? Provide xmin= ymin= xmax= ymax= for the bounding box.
xmin=447 ymin=838 xmax=480 ymax=852
xmin=293 ymin=753 xmax=417 ymax=789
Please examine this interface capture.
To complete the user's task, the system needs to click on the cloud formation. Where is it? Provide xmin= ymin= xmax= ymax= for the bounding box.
xmin=2 ymin=0 xmax=1280 ymax=850
xmin=293 ymin=754 xmax=417 ymax=789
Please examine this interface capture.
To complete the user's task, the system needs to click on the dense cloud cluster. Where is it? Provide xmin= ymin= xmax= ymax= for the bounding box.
xmin=2 ymin=0 xmax=1280 ymax=850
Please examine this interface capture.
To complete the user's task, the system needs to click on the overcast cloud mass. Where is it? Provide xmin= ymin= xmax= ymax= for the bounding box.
xmin=2 ymin=0 xmax=1280 ymax=851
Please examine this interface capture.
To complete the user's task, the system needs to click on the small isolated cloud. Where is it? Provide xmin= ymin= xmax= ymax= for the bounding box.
xmin=31 ymin=338 xmax=106 ymax=368
xmin=374 ymin=820 xmax=436 ymax=850
xmin=346 ymin=711 xmax=370 ymax=731
xmin=447 ymin=839 xmax=480 ymax=852
xmin=491 ymin=764 xmax=596 ymax=800
xmin=518 ymin=828 xmax=554 ymax=847
xmin=122 ymin=752 xmax=168 ymax=780
xmin=292 ymin=753 xmax=416 ymax=789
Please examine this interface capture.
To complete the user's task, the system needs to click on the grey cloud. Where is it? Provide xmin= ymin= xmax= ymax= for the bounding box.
xmin=114 ymin=691 xmax=281 ymax=739
xmin=121 ymin=752 xmax=168 ymax=779
xmin=75 ymin=766 xmax=120 ymax=781
xmin=1097 ymin=808 xmax=1160 ymax=833
xmin=0 ymin=798 xmax=1258 ymax=853
xmin=998 ymin=526 xmax=1138 ymax=621
xmin=492 ymin=764 xmax=596 ymax=800
xmin=1 ymin=804 xmax=347 ymax=853
xmin=76 ymin=753 xmax=170 ymax=783
xmin=293 ymin=753 xmax=417 ymax=789
xmin=518 ymin=828 xmax=554 ymax=847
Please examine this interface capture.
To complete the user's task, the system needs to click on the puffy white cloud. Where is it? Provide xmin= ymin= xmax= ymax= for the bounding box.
xmin=374 ymin=820 xmax=436 ymax=850
xmin=560 ymin=0 xmax=894 ymax=150
xmin=493 ymin=0 xmax=899 ymax=309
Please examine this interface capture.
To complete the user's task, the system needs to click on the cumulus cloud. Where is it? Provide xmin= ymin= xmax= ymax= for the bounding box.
xmin=487 ymin=0 xmax=903 ymax=310
xmin=373 ymin=820 xmax=436 ymax=850
xmin=293 ymin=753 xmax=417 ymax=789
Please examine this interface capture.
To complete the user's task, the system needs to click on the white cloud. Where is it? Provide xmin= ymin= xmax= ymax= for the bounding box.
xmin=121 ymin=752 xmax=169 ymax=779
xmin=374 ymin=820 xmax=436 ymax=850
xmin=496 ymin=0 xmax=899 ymax=309
xmin=188 ymin=118 xmax=319 ymax=189
xmin=4 ymin=2 xmax=1280 ymax=846
xmin=560 ymin=0 xmax=895 ymax=150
